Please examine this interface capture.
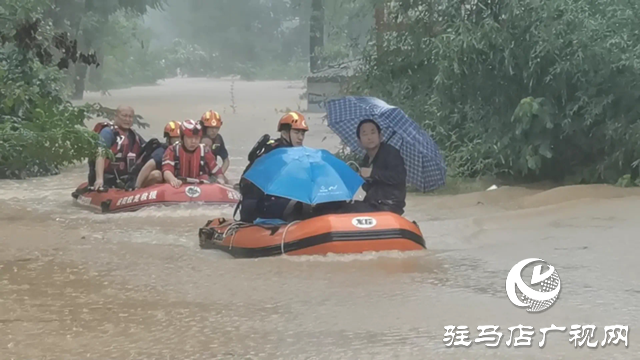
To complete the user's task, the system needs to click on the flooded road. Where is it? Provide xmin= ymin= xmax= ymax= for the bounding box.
xmin=1 ymin=78 xmax=638 ymax=359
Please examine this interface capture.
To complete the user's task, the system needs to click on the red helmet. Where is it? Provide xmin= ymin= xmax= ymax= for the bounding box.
xmin=163 ymin=121 xmax=181 ymax=138
xmin=277 ymin=111 xmax=308 ymax=132
xmin=180 ymin=119 xmax=203 ymax=137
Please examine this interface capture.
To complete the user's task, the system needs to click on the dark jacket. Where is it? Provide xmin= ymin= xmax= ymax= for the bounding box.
xmin=240 ymin=137 xmax=291 ymax=198
xmin=237 ymin=136 xmax=292 ymax=222
xmin=360 ymin=142 xmax=407 ymax=213
xmin=241 ymin=137 xmax=290 ymax=178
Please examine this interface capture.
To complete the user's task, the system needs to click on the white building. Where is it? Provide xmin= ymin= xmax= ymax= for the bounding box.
xmin=305 ymin=60 xmax=359 ymax=113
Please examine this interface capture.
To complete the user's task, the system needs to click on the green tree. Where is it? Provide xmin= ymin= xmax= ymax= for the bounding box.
xmin=351 ymin=0 xmax=640 ymax=184
xmin=314 ymin=0 xmax=373 ymax=68
xmin=1 ymin=0 xmax=147 ymax=179
xmin=163 ymin=0 xmax=309 ymax=79
xmin=45 ymin=0 xmax=165 ymax=98
xmin=1 ymin=0 xmax=102 ymax=178
xmin=85 ymin=10 xmax=167 ymax=92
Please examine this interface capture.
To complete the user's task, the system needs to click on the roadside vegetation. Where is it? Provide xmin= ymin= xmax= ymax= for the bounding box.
xmin=3 ymin=0 xmax=640 ymax=189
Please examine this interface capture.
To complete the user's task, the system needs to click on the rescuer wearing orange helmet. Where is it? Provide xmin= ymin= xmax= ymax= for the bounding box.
xmin=235 ymin=111 xmax=309 ymax=223
xmin=200 ymin=110 xmax=230 ymax=175
xmin=132 ymin=120 xmax=182 ymax=189
xmin=276 ymin=110 xmax=308 ymax=147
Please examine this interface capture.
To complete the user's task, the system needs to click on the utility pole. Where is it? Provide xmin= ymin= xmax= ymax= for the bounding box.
xmin=375 ymin=2 xmax=384 ymax=59
xmin=309 ymin=0 xmax=324 ymax=73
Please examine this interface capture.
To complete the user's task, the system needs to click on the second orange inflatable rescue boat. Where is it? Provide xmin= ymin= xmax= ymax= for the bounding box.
xmin=199 ymin=212 xmax=426 ymax=258
xmin=72 ymin=181 xmax=240 ymax=213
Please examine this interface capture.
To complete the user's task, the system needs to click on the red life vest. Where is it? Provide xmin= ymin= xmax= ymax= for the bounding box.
xmin=174 ymin=143 xmax=207 ymax=178
xmin=93 ymin=122 xmax=143 ymax=174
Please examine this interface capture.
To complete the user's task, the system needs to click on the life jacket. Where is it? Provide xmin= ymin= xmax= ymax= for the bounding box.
xmin=92 ymin=121 xmax=143 ymax=174
xmin=125 ymin=138 xmax=165 ymax=181
xmin=174 ymin=143 xmax=207 ymax=178
xmin=246 ymin=134 xmax=272 ymax=167
xmin=243 ymin=135 xmax=290 ymax=177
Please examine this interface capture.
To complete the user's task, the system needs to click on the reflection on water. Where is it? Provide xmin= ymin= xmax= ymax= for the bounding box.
xmin=1 ymin=79 xmax=638 ymax=359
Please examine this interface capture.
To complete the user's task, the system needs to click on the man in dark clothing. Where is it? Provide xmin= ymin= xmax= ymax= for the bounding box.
xmin=237 ymin=136 xmax=290 ymax=223
xmin=236 ymin=111 xmax=309 ymax=223
xmin=343 ymin=119 xmax=407 ymax=215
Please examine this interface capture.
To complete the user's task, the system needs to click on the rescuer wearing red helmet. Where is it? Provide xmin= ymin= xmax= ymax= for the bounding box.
xmin=162 ymin=119 xmax=227 ymax=188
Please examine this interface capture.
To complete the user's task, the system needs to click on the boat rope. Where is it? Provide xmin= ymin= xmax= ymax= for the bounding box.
xmin=229 ymin=229 xmax=238 ymax=250
xmin=223 ymin=221 xmax=248 ymax=249
xmin=281 ymin=220 xmax=301 ymax=255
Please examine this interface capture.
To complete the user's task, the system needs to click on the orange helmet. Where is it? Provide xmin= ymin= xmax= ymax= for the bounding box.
xmin=277 ymin=111 xmax=308 ymax=132
xmin=180 ymin=119 xmax=203 ymax=137
xmin=163 ymin=121 xmax=181 ymax=138
xmin=201 ymin=110 xmax=222 ymax=128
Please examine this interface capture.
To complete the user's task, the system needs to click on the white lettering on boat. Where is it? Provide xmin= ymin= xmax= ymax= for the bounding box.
xmin=116 ymin=190 xmax=158 ymax=207
xmin=227 ymin=190 xmax=241 ymax=200
xmin=77 ymin=196 xmax=92 ymax=206
xmin=352 ymin=216 xmax=377 ymax=228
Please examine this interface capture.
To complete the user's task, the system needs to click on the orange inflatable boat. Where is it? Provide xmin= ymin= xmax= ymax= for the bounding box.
xmin=71 ymin=181 xmax=240 ymax=213
xmin=198 ymin=212 xmax=426 ymax=258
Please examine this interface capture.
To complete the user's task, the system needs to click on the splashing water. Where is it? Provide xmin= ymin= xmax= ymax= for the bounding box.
xmin=1 ymin=79 xmax=638 ymax=359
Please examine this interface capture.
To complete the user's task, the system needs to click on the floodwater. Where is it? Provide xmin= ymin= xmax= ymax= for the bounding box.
xmin=1 ymin=78 xmax=638 ymax=359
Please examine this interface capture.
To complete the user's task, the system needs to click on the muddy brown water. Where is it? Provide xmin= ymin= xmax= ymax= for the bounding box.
xmin=0 ymin=78 xmax=638 ymax=359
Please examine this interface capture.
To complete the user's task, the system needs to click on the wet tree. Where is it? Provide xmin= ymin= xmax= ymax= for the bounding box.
xmin=160 ymin=0 xmax=371 ymax=79
xmin=44 ymin=0 xmax=165 ymax=99
xmin=351 ymin=0 xmax=640 ymax=185
xmin=0 ymin=0 xmax=148 ymax=178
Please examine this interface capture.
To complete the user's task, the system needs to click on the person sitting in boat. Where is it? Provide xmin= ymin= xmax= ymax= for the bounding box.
xmin=131 ymin=121 xmax=182 ymax=189
xmin=343 ymin=119 xmax=407 ymax=215
xmin=90 ymin=105 xmax=146 ymax=189
xmin=162 ymin=119 xmax=228 ymax=188
xmin=236 ymin=111 xmax=309 ymax=223
xmin=200 ymin=110 xmax=230 ymax=176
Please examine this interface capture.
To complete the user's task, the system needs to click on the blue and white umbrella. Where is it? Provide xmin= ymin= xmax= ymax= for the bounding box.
xmin=326 ymin=96 xmax=446 ymax=192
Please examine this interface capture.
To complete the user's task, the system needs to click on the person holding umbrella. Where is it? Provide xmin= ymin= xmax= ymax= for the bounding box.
xmin=344 ymin=119 xmax=407 ymax=215
xmin=326 ymin=96 xmax=447 ymax=215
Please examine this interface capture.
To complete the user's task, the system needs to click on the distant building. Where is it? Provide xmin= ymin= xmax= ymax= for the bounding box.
xmin=305 ymin=60 xmax=359 ymax=113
